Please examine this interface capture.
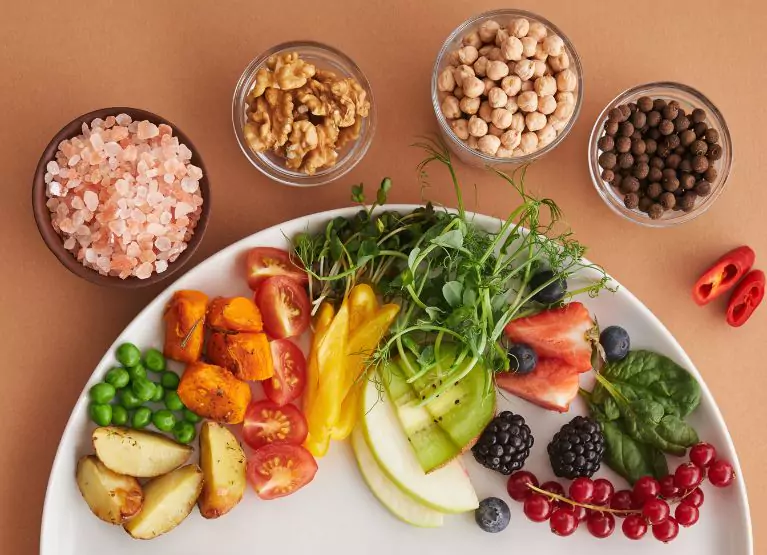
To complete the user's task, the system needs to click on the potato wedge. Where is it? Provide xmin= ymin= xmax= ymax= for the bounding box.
xmin=93 ymin=427 xmax=193 ymax=478
xmin=123 ymin=464 xmax=203 ymax=539
xmin=76 ymin=455 xmax=143 ymax=524
xmin=198 ymin=422 xmax=246 ymax=519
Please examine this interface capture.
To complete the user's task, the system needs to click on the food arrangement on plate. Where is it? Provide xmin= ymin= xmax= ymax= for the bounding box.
xmin=36 ymin=8 xmax=759 ymax=555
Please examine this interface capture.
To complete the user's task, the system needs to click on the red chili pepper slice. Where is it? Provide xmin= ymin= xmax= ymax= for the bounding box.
xmin=693 ymin=246 xmax=755 ymax=306
xmin=726 ymin=270 xmax=765 ymax=327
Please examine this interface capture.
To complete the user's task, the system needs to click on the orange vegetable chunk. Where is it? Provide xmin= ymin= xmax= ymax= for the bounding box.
xmin=177 ymin=362 xmax=251 ymax=424
xmin=163 ymin=290 xmax=208 ymax=363
xmin=207 ymin=296 xmax=263 ymax=333
xmin=208 ymin=332 xmax=274 ymax=381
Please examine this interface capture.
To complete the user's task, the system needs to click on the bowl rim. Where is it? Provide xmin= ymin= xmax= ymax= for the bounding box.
xmin=587 ymin=81 xmax=733 ymax=228
xmin=32 ymin=106 xmax=211 ymax=288
xmin=431 ymin=8 xmax=584 ymax=165
xmin=231 ymin=40 xmax=377 ymax=188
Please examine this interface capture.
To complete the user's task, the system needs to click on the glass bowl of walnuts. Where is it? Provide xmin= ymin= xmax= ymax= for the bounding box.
xmin=589 ymin=82 xmax=733 ymax=227
xmin=233 ymin=41 xmax=376 ymax=187
xmin=431 ymin=9 xmax=583 ymax=167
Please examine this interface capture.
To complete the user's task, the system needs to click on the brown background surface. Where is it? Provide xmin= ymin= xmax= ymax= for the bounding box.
xmin=1 ymin=0 xmax=763 ymax=552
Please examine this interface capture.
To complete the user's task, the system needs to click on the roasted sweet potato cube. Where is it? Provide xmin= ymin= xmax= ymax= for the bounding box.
xmin=207 ymin=332 xmax=274 ymax=381
xmin=163 ymin=290 xmax=208 ymax=363
xmin=207 ymin=297 xmax=263 ymax=332
xmin=177 ymin=362 xmax=251 ymax=424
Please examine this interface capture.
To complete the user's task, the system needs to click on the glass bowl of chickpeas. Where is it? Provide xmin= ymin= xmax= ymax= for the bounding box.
xmin=589 ymin=82 xmax=733 ymax=227
xmin=431 ymin=9 xmax=583 ymax=167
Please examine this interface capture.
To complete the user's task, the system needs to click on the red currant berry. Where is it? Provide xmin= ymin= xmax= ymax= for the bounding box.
xmin=564 ymin=504 xmax=588 ymax=522
xmin=523 ymin=494 xmax=553 ymax=522
xmin=507 ymin=471 xmax=539 ymax=501
xmin=569 ymin=477 xmax=595 ymax=503
xmin=689 ymin=442 xmax=717 ymax=468
xmin=681 ymin=487 xmax=704 ymax=508
xmin=708 ymin=460 xmax=735 ymax=488
xmin=675 ymin=503 xmax=700 ymax=527
xmin=591 ymin=478 xmax=615 ymax=505
xmin=622 ymin=514 xmax=648 ymax=540
xmin=659 ymin=475 xmax=680 ymax=499
xmin=633 ymin=476 xmax=661 ymax=504
xmin=587 ymin=511 xmax=616 ymax=538
xmin=674 ymin=462 xmax=703 ymax=489
xmin=642 ymin=498 xmax=670 ymax=525
xmin=652 ymin=516 xmax=680 ymax=543
xmin=540 ymin=481 xmax=565 ymax=496
xmin=610 ymin=490 xmax=634 ymax=517
xmin=550 ymin=508 xmax=578 ymax=536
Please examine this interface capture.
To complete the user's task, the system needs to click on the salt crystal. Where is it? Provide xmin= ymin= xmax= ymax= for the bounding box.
xmin=116 ymin=113 xmax=132 ymax=126
xmin=147 ymin=191 xmax=164 ymax=206
xmin=158 ymin=124 xmax=173 ymax=136
xmin=44 ymin=172 xmax=53 ymax=184
xmin=82 ymin=209 xmax=93 ymax=222
xmin=76 ymin=224 xmax=91 ymax=236
xmin=72 ymin=210 xmax=85 ymax=227
xmin=67 ymin=154 xmax=81 ymax=167
xmin=137 ymin=121 xmax=160 ymax=140
xmin=131 ymin=209 xmax=146 ymax=223
xmin=146 ymin=168 xmax=159 ymax=178
xmin=114 ymin=179 xmax=129 ymax=196
xmin=104 ymin=116 xmax=116 ymax=128
xmin=97 ymin=256 xmax=111 ymax=272
xmin=91 ymin=118 xmax=105 ymax=129
xmin=47 ymin=161 xmax=60 ymax=175
xmin=146 ymin=213 xmax=160 ymax=224
xmin=68 ymin=178 xmax=82 ymax=189
xmin=63 ymin=236 xmax=76 ymax=250
xmin=81 ymin=122 xmax=91 ymax=137
xmin=140 ymin=249 xmax=156 ymax=263
xmin=47 ymin=181 xmax=63 ymax=197
xmin=126 ymin=242 xmax=141 ymax=257
xmin=157 ymin=250 xmax=171 ymax=261
xmin=90 ymin=132 xmax=105 ymax=150
xmin=192 ymin=194 xmax=203 ymax=207
xmin=180 ymin=177 xmax=198 ymax=193
xmin=56 ymin=203 xmax=69 ymax=217
xmin=187 ymin=165 xmax=203 ymax=180
xmin=83 ymin=190 xmax=99 ymax=211
xmin=85 ymin=248 xmax=97 ymax=263
xmin=175 ymin=202 xmax=193 ymax=218
xmin=160 ymin=211 xmax=172 ymax=225
xmin=163 ymin=173 xmax=175 ymax=184
xmin=178 ymin=144 xmax=192 ymax=160
xmin=155 ymin=260 xmax=169 ymax=273
xmin=176 ymin=216 xmax=190 ymax=228
xmin=109 ymin=219 xmax=126 ymax=235
xmin=46 ymin=198 xmax=59 ymax=210
xmin=118 ymin=207 xmax=132 ymax=219
xmin=123 ymin=145 xmax=138 ymax=162
xmin=60 ymin=218 xmax=75 ymax=233
xmin=155 ymin=236 xmax=172 ymax=251
xmin=117 ymin=198 xmax=128 ymax=210
xmin=71 ymin=196 xmax=84 ymax=210
xmin=136 ymin=185 xmax=148 ymax=199
xmin=135 ymin=262 xmax=153 ymax=279
xmin=104 ymin=142 xmax=121 ymax=157
xmin=146 ymin=222 xmax=166 ymax=235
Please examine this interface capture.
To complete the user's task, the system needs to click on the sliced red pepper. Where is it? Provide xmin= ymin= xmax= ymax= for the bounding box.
xmin=693 ymin=246 xmax=755 ymax=306
xmin=726 ymin=270 xmax=765 ymax=327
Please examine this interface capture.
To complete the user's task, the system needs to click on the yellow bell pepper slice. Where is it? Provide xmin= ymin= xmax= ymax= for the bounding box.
xmin=330 ymin=378 xmax=364 ymax=440
xmin=302 ymin=303 xmax=335 ymax=456
xmin=348 ymin=283 xmax=378 ymax=333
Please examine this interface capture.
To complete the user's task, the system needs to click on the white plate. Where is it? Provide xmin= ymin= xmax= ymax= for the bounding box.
xmin=41 ymin=206 xmax=753 ymax=555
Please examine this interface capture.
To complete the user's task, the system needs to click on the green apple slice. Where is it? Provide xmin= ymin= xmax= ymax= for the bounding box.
xmin=351 ymin=427 xmax=444 ymax=527
xmin=361 ymin=376 xmax=479 ymax=514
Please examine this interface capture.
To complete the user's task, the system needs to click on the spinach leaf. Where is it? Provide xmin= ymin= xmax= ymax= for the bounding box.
xmin=603 ymin=397 xmax=621 ymax=421
xmin=657 ymin=415 xmax=699 ymax=448
xmin=602 ymin=420 xmax=668 ymax=484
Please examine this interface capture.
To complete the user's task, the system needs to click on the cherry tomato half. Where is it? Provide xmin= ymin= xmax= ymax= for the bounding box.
xmin=726 ymin=270 xmax=765 ymax=327
xmin=242 ymin=399 xmax=308 ymax=450
xmin=246 ymin=443 xmax=318 ymax=500
xmin=263 ymin=339 xmax=307 ymax=406
xmin=255 ymin=276 xmax=311 ymax=339
xmin=246 ymin=247 xmax=307 ymax=290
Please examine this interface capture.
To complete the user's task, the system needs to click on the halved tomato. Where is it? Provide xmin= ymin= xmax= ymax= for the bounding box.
xmin=263 ymin=339 xmax=307 ymax=406
xmin=246 ymin=247 xmax=307 ymax=290
xmin=242 ymin=399 xmax=308 ymax=450
xmin=246 ymin=444 xmax=318 ymax=500
xmin=255 ymin=276 xmax=311 ymax=339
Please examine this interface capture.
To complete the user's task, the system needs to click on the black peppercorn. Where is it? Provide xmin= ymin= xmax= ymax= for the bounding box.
xmin=691 ymin=108 xmax=706 ymax=123
xmin=680 ymin=191 xmax=697 ymax=212
xmin=631 ymin=139 xmax=647 ymax=156
xmin=653 ymin=99 xmax=667 ymax=111
xmin=598 ymin=151 xmax=617 ymax=169
xmin=650 ymin=156 xmax=665 ymax=170
xmin=624 ymin=193 xmax=640 ymax=209
xmin=647 ymin=182 xmax=663 ymax=199
xmin=692 ymin=155 xmax=709 ymax=174
xmin=660 ymin=192 xmax=676 ymax=210
xmin=648 ymin=203 xmax=665 ymax=220
xmin=645 ymin=138 xmax=658 ymax=154
xmin=631 ymin=111 xmax=647 ymax=129
xmin=678 ymin=158 xmax=692 ymax=173
xmin=680 ymin=172 xmax=696 ymax=190
xmin=604 ymin=121 xmax=619 ymax=136
xmin=662 ymin=101 xmax=680 ymax=120
xmin=704 ymin=128 xmax=719 ymax=144
xmin=617 ymin=152 xmax=635 ymax=169
xmin=662 ymin=175 xmax=680 ymax=192
xmin=674 ymin=114 xmax=690 ymax=133
xmin=619 ymin=104 xmax=631 ymax=119
xmin=601 ymin=169 xmax=616 ymax=184
xmin=665 ymin=153 xmax=682 ymax=170
xmin=659 ymin=120 xmax=675 ymax=136
xmin=632 ymin=162 xmax=650 ymax=179
xmin=707 ymin=144 xmax=723 ymax=161
xmin=663 ymin=134 xmax=681 ymax=150
xmin=680 ymin=129 xmax=697 ymax=147
xmin=619 ymin=121 xmax=635 ymax=138
xmin=616 ymin=136 xmax=632 ymax=153
xmin=646 ymin=111 xmax=662 ymax=128
xmin=637 ymin=96 xmax=654 ymax=112
xmin=695 ymin=180 xmax=712 ymax=196
xmin=703 ymin=166 xmax=717 ymax=182
xmin=690 ymin=139 xmax=708 ymax=156
xmin=620 ymin=176 xmax=641 ymax=193
xmin=694 ymin=121 xmax=708 ymax=138
xmin=648 ymin=167 xmax=663 ymax=182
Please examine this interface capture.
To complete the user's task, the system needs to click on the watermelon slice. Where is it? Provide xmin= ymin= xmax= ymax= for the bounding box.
xmin=495 ymin=358 xmax=580 ymax=412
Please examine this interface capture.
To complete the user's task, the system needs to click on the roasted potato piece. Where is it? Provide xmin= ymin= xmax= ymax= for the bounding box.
xmin=123 ymin=464 xmax=203 ymax=540
xmin=76 ymin=455 xmax=143 ymax=524
xmin=207 ymin=296 xmax=263 ymax=332
xmin=208 ymin=331 xmax=274 ymax=381
xmin=163 ymin=290 xmax=209 ymax=363
xmin=198 ymin=422 xmax=246 ymax=519
xmin=92 ymin=427 xmax=193 ymax=478
xmin=177 ymin=362 xmax=251 ymax=423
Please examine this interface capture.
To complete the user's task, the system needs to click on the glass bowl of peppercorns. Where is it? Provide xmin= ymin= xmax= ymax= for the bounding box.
xmin=589 ymin=82 xmax=732 ymax=227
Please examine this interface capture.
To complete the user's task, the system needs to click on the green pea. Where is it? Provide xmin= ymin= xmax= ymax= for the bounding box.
xmin=132 ymin=407 xmax=152 ymax=429
xmin=116 ymin=343 xmax=141 ymax=368
xmin=183 ymin=409 xmax=202 ymax=423
xmin=132 ymin=378 xmax=156 ymax=402
xmin=152 ymin=409 xmax=177 ymax=432
xmin=89 ymin=403 xmax=112 ymax=426
xmin=89 ymin=382 xmax=116 ymax=404
xmin=144 ymin=348 xmax=166 ymax=372
xmin=151 ymin=384 xmax=164 ymax=403
xmin=164 ymin=390 xmax=184 ymax=412
xmin=120 ymin=389 xmax=143 ymax=410
xmin=111 ymin=405 xmax=128 ymax=426
xmin=105 ymin=367 xmax=130 ymax=389
xmin=160 ymin=371 xmax=180 ymax=390
xmin=128 ymin=364 xmax=147 ymax=382
xmin=173 ymin=420 xmax=196 ymax=444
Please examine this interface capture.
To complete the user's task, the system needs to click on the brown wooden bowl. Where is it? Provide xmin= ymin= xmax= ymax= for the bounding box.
xmin=32 ymin=107 xmax=211 ymax=288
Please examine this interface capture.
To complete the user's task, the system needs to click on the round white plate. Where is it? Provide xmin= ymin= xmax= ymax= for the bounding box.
xmin=41 ymin=206 xmax=753 ymax=555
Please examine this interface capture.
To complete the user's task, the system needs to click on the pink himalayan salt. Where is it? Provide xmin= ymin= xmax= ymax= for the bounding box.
xmin=45 ymin=114 xmax=203 ymax=279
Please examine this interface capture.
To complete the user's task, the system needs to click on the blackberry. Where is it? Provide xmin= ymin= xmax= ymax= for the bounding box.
xmin=547 ymin=416 xmax=605 ymax=479
xmin=472 ymin=411 xmax=534 ymax=475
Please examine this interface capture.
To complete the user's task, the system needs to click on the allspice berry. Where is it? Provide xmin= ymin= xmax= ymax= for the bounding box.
xmin=638 ymin=196 xmax=654 ymax=213
xmin=665 ymin=153 xmax=682 ymax=169
xmin=660 ymin=192 xmax=676 ymax=210
xmin=659 ymin=120 xmax=675 ymax=136
xmin=637 ymin=96 xmax=654 ymax=112
xmin=648 ymin=167 xmax=663 ymax=182
xmin=647 ymin=182 xmax=663 ymax=199
xmin=617 ymin=152 xmax=634 ymax=169
xmin=680 ymin=172 xmax=696 ymax=190
xmin=608 ymin=107 xmax=623 ymax=122
xmin=703 ymin=166 xmax=718 ymax=182
xmin=616 ymin=136 xmax=632 ymax=153
xmin=693 ymin=122 xmax=708 ymax=137
xmin=678 ymin=158 xmax=692 ymax=173
xmin=647 ymin=127 xmax=661 ymax=140
xmin=680 ymin=129 xmax=697 ymax=147
xmin=624 ymin=192 xmax=640 ymax=209
xmin=631 ymin=139 xmax=646 ymax=156
xmin=707 ymin=144 xmax=723 ymax=161
xmin=598 ymin=151 xmax=617 ymax=169
xmin=695 ymin=179 xmax=712 ymax=196
xmin=690 ymin=139 xmax=708 ymax=156
xmin=674 ymin=146 xmax=686 ymax=156
xmin=662 ymin=175 xmax=680 ymax=192
xmin=681 ymin=191 xmax=697 ymax=212
xmin=597 ymin=135 xmax=615 ymax=151
xmin=631 ymin=111 xmax=647 ymax=129
xmin=674 ymin=114 xmax=690 ymax=132
xmin=650 ymin=156 xmax=665 ymax=170
xmin=604 ymin=121 xmax=619 ymax=136
xmin=691 ymin=108 xmax=706 ymax=123
xmin=656 ymin=143 xmax=672 ymax=158
xmin=704 ymin=128 xmax=719 ymax=144
xmin=636 ymin=153 xmax=650 ymax=164
xmin=662 ymin=101 xmax=680 ymax=120
xmin=662 ymin=168 xmax=677 ymax=181
xmin=692 ymin=155 xmax=709 ymax=173
xmin=653 ymin=99 xmax=667 ymax=111
xmin=632 ymin=162 xmax=650 ymax=179
xmin=663 ymin=134 xmax=681 ymax=150
xmin=601 ymin=169 xmax=616 ymax=183
xmin=645 ymin=138 xmax=658 ymax=154
xmin=631 ymin=130 xmax=642 ymax=141
xmin=620 ymin=176 xmax=640 ymax=193
xmin=619 ymin=121 xmax=635 ymax=138
xmin=648 ymin=203 xmax=665 ymax=220
xmin=646 ymin=111 xmax=662 ymax=128
xmin=619 ymin=104 xmax=631 ymax=119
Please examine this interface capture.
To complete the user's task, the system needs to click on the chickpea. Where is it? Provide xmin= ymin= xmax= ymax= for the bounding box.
xmin=488 ymin=123 xmax=503 ymax=137
xmin=521 ymin=36 xmax=537 ymax=58
xmin=454 ymin=87 xmax=464 ymax=100
xmin=459 ymin=96 xmax=481 ymax=115
xmin=508 ymin=18 xmax=530 ymax=38
xmin=488 ymin=87 xmax=508 ymax=108
xmin=521 ymin=80 xmax=534 ymax=92
xmin=478 ymin=44 xmax=494 ymax=56
xmin=500 ymin=75 xmax=522 ymax=96
xmin=553 ymin=99 xmax=575 ymax=120
xmin=519 ymin=131 xmax=539 ymax=153
xmin=505 ymin=95 xmax=519 ymax=114
xmin=517 ymin=91 xmax=538 ymax=113
xmin=533 ymin=60 xmax=547 ymax=78
xmin=479 ymin=19 xmax=501 ymax=43
xmin=538 ymin=95 xmax=556 ymax=115
xmin=496 ymin=146 xmax=514 ymax=158
xmin=473 ymin=56 xmax=489 ymax=77
xmin=491 ymin=108 xmax=514 ymax=129
xmin=486 ymin=60 xmax=509 ymax=81
xmin=437 ymin=68 xmax=456 ymax=92
xmin=467 ymin=135 xmax=479 ymax=149
xmin=556 ymin=69 xmax=577 ymax=92
xmin=477 ymin=134 xmax=501 ymax=156
xmin=500 ymin=36 xmax=523 ymax=61
xmin=534 ymin=75 xmax=557 ymax=97
xmin=556 ymin=91 xmax=575 ymax=105
xmin=462 ymin=31 xmax=482 ymax=49
xmin=527 ymin=21 xmax=548 ymax=41
xmin=441 ymin=96 xmax=461 ymax=119
xmin=462 ymin=76 xmax=485 ymax=98
xmin=534 ymin=43 xmax=548 ymax=61
xmin=452 ymin=64 xmax=475 ymax=87
xmin=494 ymin=28 xmax=510 ymax=48
xmin=548 ymin=51 xmax=570 ymax=72
xmin=514 ymin=59 xmax=535 ymax=81
xmin=468 ymin=115 xmax=489 ymax=137
xmin=525 ymin=111 xmax=547 ymax=132
xmin=478 ymin=101 xmax=493 ymax=122
xmin=512 ymin=148 xmax=525 ymax=157
xmin=550 ymin=117 xmax=567 ymax=132
xmin=483 ymin=78 xmax=495 ymax=95
xmin=510 ymin=112 xmax=525 ymax=132
xmin=445 ymin=50 xmax=460 ymax=66
xmin=450 ymin=118 xmax=470 ymax=140
xmin=501 ymin=129 xmax=522 ymax=149
xmin=543 ymin=35 xmax=564 ymax=56
xmin=458 ymin=45 xmax=479 ymax=65
xmin=486 ymin=47 xmax=503 ymax=61
xmin=536 ymin=124 xmax=557 ymax=147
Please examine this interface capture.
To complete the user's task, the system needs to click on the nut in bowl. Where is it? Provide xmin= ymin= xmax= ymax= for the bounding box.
xmin=589 ymin=82 xmax=732 ymax=227
xmin=232 ymin=41 xmax=376 ymax=187
xmin=432 ymin=9 xmax=583 ymax=167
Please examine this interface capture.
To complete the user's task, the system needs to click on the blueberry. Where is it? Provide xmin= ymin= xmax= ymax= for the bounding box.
xmin=475 ymin=497 xmax=511 ymax=533
xmin=600 ymin=325 xmax=631 ymax=362
xmin=530 ymin=270 xmax=567 ymax=304
xmin=507 ymin=343 xmax=538 ymax=374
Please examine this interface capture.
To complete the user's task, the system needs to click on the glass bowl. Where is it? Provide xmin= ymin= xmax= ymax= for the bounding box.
xmin=589 ymin=82 xmax=732 ymax=227
xmin=232 ymin=41 xmax=376 ymax=187
xmin=431 ymin=9 xmax=583 ymax=168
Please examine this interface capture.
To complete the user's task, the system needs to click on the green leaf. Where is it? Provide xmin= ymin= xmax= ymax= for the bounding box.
xmin=417 ymin=345 xmax=435 ymax=367
xmin=407 ymin=247 xmax=421 ymax=271
xmin=376 ymin=177 xmax=392 ymax=205
xmin=602 ymin=420 xmax=668 ymax=484
xmin=657 ymin=415 xmax=699 ymax=448
xmin=351 ymin=184 xmax=365 ymax=203
xmin=431 ymin=229 xmax=464 ymax=250
xmin=462 ymin=286 xmax=478 ymax=308
xmin=442 ymin=281 xmax=463 ymax=308
xmin=425 ymin=306 xmax=443 ymax=320
xmin=603 ymin=397 xmax=620 ymax=421
xmin=356 ymin=239 xmax=380 ymax=267
xmin=329 ymin=234 xmax=343 ymax=261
